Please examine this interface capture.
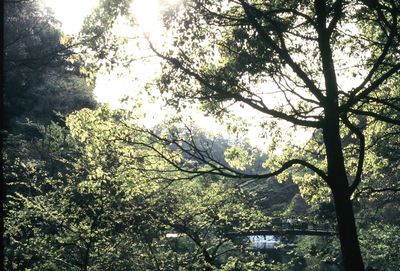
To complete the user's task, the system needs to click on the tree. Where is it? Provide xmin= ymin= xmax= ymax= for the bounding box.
xmin=67 ymin=107 xmax=271 ymax=270
xmin=3 ymin=0 xmax=97 ymax=267
xmin=81 ymin=0 xmax=400 ymax=270
xmin=5 ymin=106 xmax=272 ymax=270
xmin=4 ymin=0 xmax=97 ymax=133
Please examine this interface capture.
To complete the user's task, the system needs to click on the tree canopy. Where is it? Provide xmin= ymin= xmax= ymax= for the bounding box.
xmin=4 ymin=0 xmax=97 ymax=133
xmin=79 ymin=0 xmax=400 ymax=270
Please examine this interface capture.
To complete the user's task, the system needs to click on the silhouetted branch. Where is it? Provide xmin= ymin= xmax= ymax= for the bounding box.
xmin=342 ymin=115 xmax=365 ymax=195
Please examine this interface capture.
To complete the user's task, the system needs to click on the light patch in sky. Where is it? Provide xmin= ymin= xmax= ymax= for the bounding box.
xmin=41 ymin=0 xmax=99 ymax=34
xmin=40 ymin=0 xmax=310 ymax=150
xmin=131 ymin=0 xmax=161 ymax=36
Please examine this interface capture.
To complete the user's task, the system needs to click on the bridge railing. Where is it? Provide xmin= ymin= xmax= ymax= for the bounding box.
xmin=269 ymin=219 xmax=336 ymax=232
xmin=226 ymin=219 xmax=337 ymax=237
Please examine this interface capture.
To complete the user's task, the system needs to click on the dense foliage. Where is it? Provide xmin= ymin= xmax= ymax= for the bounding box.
xmin=5 ymin=106 xmax=272 ymax=270
xmin=3 ymin=0 xmax=400 ymax=270
xmin=151 ymin=1 xmax=399 ymax=270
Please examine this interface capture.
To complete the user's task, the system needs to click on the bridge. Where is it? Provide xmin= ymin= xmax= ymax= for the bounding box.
xmin=226 ymin=220 xmax=337 ymax=250
xmin=226 ymin=220 xmax=337 ymax=237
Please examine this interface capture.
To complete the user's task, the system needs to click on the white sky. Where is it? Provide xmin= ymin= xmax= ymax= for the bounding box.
xmin=41 ymin=0 xmax=170 ymax=108
xmin=40 ymin=0 xmax=245 ymax=140
xmin=40 ymin=0 xmax=311 ymax=150
xmin=42 ymin=0 xmax=99 ymax=34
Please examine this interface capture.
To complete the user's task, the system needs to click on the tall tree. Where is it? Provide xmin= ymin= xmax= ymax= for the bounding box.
xmin=3 ymin=0 xmax=97 ymax=267
xmin=82 ymin=0 xmax=400 ymax=269
xmin=4 ymin=0 xmax=97 ymax=132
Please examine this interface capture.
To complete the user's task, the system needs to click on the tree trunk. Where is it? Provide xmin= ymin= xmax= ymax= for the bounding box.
xmin=323 ymin=114 xmax=365 ymax=271
xmin=332 ymin=188 xmax=365 ymax=271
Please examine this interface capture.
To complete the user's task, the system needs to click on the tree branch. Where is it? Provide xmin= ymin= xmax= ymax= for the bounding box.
xmin=342 ymin=63 xmax=400 ymax=113
xmin=342 ymin=115 xmax=365 ymax=195
xmin=119 ymin=121 xmax=328 ymax=183
xmin=239 ymin=0 xmax=325 ymax=103
xmin=343 ymin=2 xmax=399 ymax=110
xmin=327 ymin=0 xmax=344 ymax=36
xmin=148 ymin=41 xmax=322 ymax=128
xmin=350 ymin=108 xmax=400 ymax=125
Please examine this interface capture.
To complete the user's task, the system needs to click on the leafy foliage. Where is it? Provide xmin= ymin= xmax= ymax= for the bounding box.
xmin=78 ymin=0 xmax=400 ymax=269
xmin=4 ymin=0 xmax=400 ymax=270
xmin=5 ymin=107 xmax=271 ymax=270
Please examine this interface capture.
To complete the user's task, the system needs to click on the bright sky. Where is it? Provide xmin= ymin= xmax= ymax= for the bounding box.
xmin=40 ymin=0 xmax=310 ymax=150
xmin=41 ymin=0 xmax=244 ymax=139
xmin=41 ymin=0 xmax=171 ymax=107
xmin=42 ymin=0 xmax=99 ymax=34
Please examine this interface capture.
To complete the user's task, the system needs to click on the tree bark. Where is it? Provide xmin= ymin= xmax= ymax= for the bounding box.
xmin=323 ymin=111 xmax=365 ymax=271
xmin=333 ymin=188 xmax=365 ymax=271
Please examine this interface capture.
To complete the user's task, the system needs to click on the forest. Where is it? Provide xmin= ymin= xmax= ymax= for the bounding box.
xmin=2 ymin=0 xmax=400 ymax=270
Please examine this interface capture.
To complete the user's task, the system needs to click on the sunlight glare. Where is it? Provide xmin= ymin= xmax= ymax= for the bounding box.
xmin=41 ymin=0 xmax=99 ymax=34
xmin=130 ymin=0 xmax=162 ymax=37
xmin=130 ymin=0 xmax=181 ymax=39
